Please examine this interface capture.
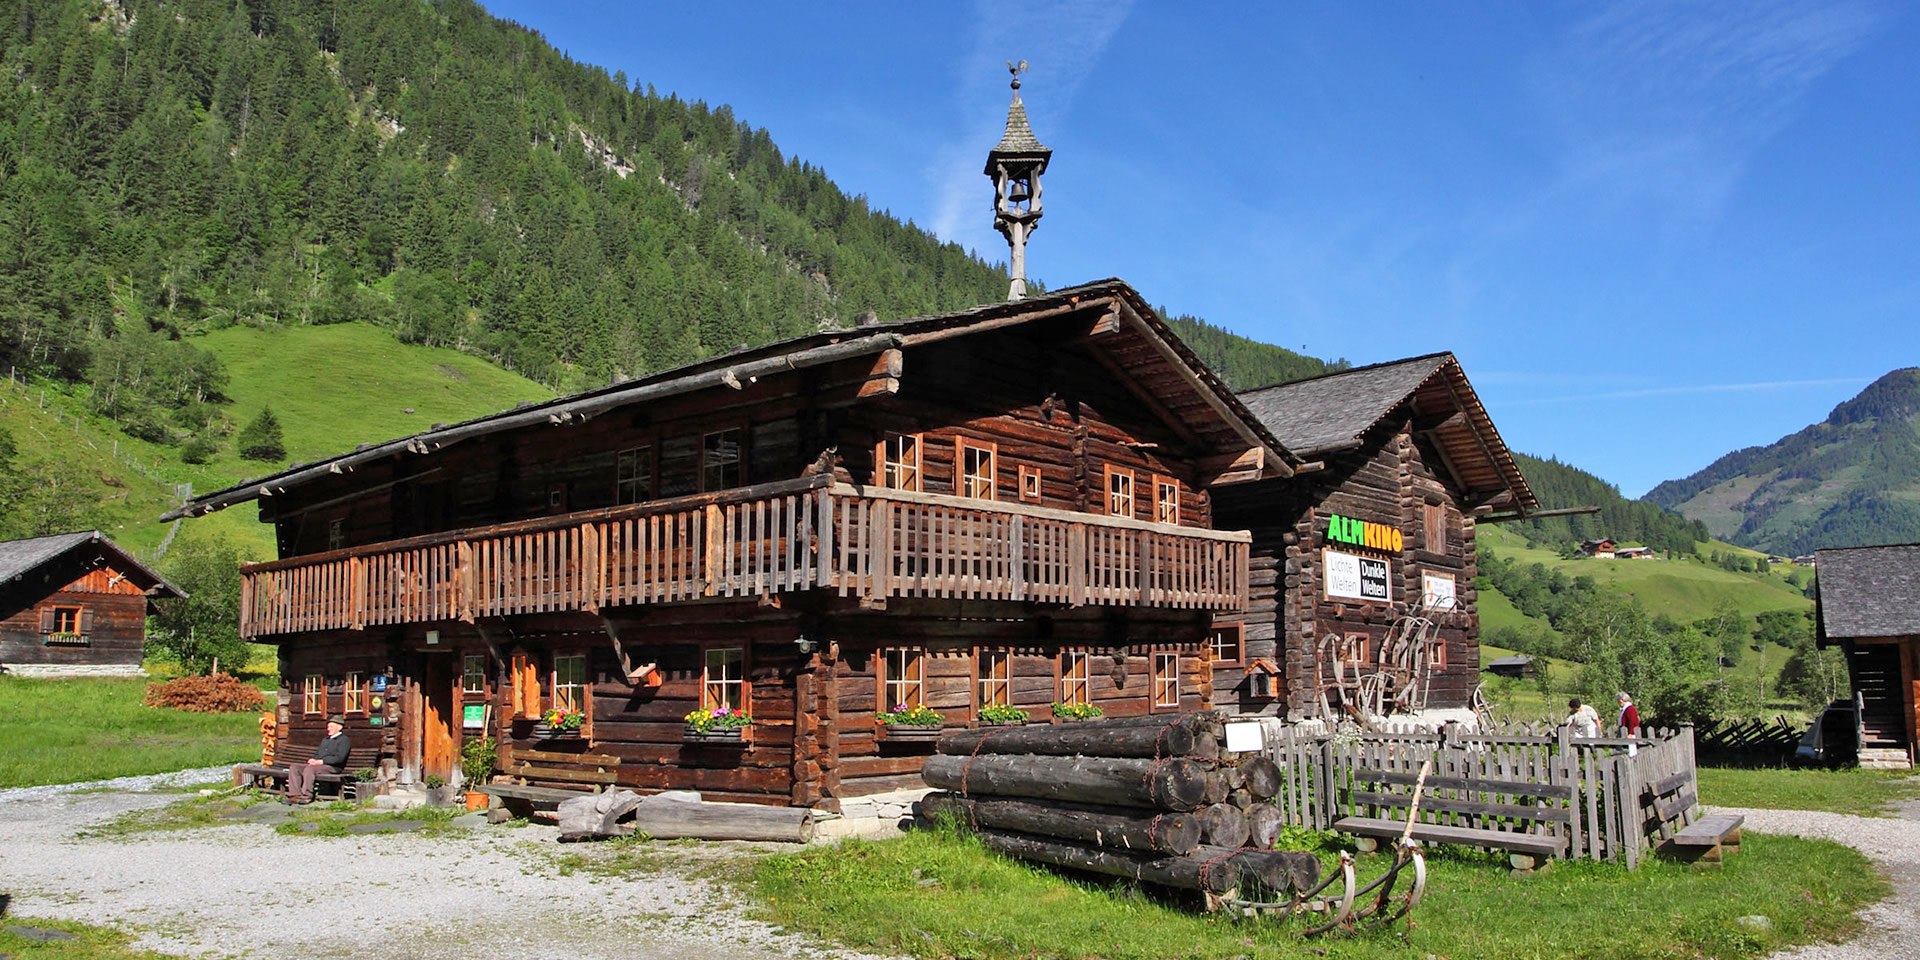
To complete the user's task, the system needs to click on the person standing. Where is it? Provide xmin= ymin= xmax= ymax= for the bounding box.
xmin=288 ymin=715 xmax=352 ymax=803
xmin=1566 ymin=698 xmax=1600 ymax=738
xmin=1615 ymin=692 xmax=1640 ymax=736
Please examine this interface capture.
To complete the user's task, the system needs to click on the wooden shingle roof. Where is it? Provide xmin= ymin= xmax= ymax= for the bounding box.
xmin=1816 ymin=543 xmax=1920 ymax=640
xmin=1238 ymin=353 xmax=1537 ymax=512
xmin=0 ymin=531 xmax=184 ymax=598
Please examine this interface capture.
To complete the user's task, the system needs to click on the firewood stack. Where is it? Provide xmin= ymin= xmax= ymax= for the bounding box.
xmin=916 ymin=713 xmax=1318 ymax=907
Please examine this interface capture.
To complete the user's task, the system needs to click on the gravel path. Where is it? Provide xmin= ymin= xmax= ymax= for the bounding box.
xmin=0 ymin=774 xmax=889 ymax=960
xmin=1716 ymin=806 xmax=1920 ymax=960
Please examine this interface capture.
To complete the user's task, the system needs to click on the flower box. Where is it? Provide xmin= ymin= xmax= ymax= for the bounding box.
xmin=882 ymin=723 xmax=944 ymax=741
xmin=682 ymin=726 xmax=746 ymax=745
xmin=978 ymin=718 xmax=1027 ymax=728
xmin=529 ymin=722 xmax=581 ymax=741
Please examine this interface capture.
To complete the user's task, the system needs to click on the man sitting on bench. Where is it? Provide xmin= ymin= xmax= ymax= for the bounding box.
xmin=288 ymin=715 xmax=352 ymax=804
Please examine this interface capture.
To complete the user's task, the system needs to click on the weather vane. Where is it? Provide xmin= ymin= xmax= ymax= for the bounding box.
xmin=1007 ymin=59 xmax=1027 ymax=90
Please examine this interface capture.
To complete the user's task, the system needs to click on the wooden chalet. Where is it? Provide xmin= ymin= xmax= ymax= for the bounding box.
xmin=1815 ymin=543 xmax=1920 ymax=769
xmin=1208 ymin=353 xmax=1536 ymax=719
xmin=168 ymin=280 xmax=1295 ymax=808
xmin=0 ymin=531 xmax=184 ymax=677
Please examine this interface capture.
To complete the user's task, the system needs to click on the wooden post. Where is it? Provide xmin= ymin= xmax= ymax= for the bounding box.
xmin=348 ymin=556 xmax=366 ymax=631
xmin=815 ymin=487 xmax=834 ymax=589
xmin=579 ymin=522 xmax=600 ymax=612
xmin=456 ymin=541 xmax=476 ymax=623
xmin=1069 ymin=524 xmax=1088 ymax=607
xmin=702 ymin=504 xmax=723 ymax=596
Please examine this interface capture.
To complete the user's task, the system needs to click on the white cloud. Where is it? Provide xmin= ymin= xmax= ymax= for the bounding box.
xmin=1509 ymin=376 xmax=1872 ymax=405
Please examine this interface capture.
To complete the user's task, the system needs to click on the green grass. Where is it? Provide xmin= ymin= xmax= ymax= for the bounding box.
xmin=197 ymin=322 xmax=552 ymax=474
xmin=1476 ymin=642 xmax=1581 ymax=723
xmin=749 ymin=826 xmax=1881 ymax=960
xmin=0 ymin=677 xmax=260 ymax=787
xmin=1479 ymin=527 xmax=1810 ymax=623
xmin=0 ymin=918 xmax=176 ymax=960
xmin=1699 ymin=766 xmax=1920 ymax=817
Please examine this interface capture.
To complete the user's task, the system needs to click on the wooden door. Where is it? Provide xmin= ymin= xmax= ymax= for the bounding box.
xmin=421 ymin=655 xmax=456 ymax=781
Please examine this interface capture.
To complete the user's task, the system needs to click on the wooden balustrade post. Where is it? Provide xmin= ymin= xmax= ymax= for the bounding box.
xmin=456 ymin=541 xmax=476 ymax=622
xmin=873 ymin=500 xmax=894 ymax=600
xmin=815 ymin=487 xmax=834 ymax=589
xmin=703 ymin=504 xmax=724 ymax=597
xmin=1068 ymin=524 xmax=1088 ymax=607
xmin=580 ymin=522 xmax=601 ymax=612
xmin=348 ymin=556 xmax=366 ymax=631
xmin=1009 ymin=515 xmax=1026 ymax=602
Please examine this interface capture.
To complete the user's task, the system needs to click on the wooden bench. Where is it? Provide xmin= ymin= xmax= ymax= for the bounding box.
xmin=504 ymin=746 xmax=622 ymax=791
xmin=232 ymin=743 xmax=381 ymax=799
xmin=1334 ymin=766 xmax=1573 ymax=873
xmin=1665 ymin=814 xmax=1743 ymax=865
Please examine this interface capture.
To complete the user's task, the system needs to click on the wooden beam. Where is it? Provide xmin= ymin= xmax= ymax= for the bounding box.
xmin=1111 ymin=300 xmax=1292 ymax=479
xmin=1196 ymin=447 xmax=1265 ymax=486
xmin=599 ymin=614 xmax=656 ymax=684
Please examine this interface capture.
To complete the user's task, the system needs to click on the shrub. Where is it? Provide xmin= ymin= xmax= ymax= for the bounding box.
xmin=236 ymin=407 xmax=286 ymax=462
xmin=180 ymin=435 xmax=218 ymax=464
xmin=143 ymin=673 xmax=266 ymax=713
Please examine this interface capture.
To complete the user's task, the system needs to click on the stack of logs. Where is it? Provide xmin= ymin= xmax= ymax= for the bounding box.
xmin=917 ymin=713 xmax=1319 ymax=907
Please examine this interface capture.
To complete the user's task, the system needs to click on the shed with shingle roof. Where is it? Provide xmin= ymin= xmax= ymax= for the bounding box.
xmin=1815 ymin=543 xmax=1920 ymax=767
xmin=0 ymin=531 xmax=183 ymax=677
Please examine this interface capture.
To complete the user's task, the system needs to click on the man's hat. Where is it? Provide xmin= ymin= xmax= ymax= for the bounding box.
xmin=326 ymin=715 xmax=347 ymax=726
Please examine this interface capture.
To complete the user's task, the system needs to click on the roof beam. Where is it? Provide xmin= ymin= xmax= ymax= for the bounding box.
xmin=1111 ymin=300 xmax=1293 ymax=478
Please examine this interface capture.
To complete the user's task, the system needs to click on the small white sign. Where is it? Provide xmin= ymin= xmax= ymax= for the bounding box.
xmin=1224 ymin=720 xmax=1265 ymax=753
xmin=1325 ymin=549 xmax=1391 ymax=602
xmin=1422 ymin=572 xmax=1457 ymax=610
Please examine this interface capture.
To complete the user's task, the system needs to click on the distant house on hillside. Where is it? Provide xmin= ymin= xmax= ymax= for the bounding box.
xmin=1816 ymin=542 xmax=1920 ymax=769
xmin=1579 ymin=538 xmax=1616 ymax=558
xmin=0 ymin=532 xmax=184 ymax=677
xmin=1614 ymin=546 xmax=1655 ymax=560
xmin=1795 ymin=555 xmax=1818 ymax=567
xmin=1484 ymin=654 xmax=1536 ymax=679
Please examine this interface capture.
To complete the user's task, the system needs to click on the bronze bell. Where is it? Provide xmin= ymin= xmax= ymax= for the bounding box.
xmin=1006 ymin=176 xmax=1032 ymax=204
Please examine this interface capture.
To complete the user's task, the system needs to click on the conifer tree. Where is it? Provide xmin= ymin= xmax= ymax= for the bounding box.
xmin=237 ymin=407 xmax=286 ymax=462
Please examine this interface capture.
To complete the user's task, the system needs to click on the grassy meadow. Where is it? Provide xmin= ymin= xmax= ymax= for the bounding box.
xmin=1477 ymin=525 xmax=1811 ymax=623
xmin=749 ymin=823 xmax=1882 ymax=960
xmin=0 ymin=676 xmax=261 ymax=787
xmin=1698 ymin=766 xmax=1920 ymax=817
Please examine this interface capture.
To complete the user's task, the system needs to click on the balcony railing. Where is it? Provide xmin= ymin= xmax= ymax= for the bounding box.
xmin=237 ymin=475 xmax=1250 ymax=637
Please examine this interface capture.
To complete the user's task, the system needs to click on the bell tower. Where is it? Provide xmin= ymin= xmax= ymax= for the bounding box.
xmin=986 ymin=60 xmax=1051 ymax=300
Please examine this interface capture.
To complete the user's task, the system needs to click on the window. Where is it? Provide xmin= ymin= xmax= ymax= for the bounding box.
xmin=1154 ymin=476 xmax=1180 ymax=524
xmin=1059 ymin=650 xmax=1090 ymax=707
xmin=327 ymin=518 xmax=346 ymax=551
xmin=50 ymin=605 xmax=81 ymax=635
xmin=1153 ymin=653 xmax=1180 ymax=709
xmin=462 ymin=655 xmax=487 ymax=695
xmin=877 ymin=434 xmax=922 ymax=491
xmin=957 ymin=439 xmax=996 ymax=500
xmin=1343 ymin=635 xmax=1370 ymax=666
xmin=343 ymin=672 xmax=368 ymax=714
xmin=303 ymin=674 xmax=326 ymax=715
xmin=703 ymin=647 xmax=745 ymax=712
xmin=1105 ymin=466 xmax=1135 ymax=518
xmin=1208 ymin=623 xmax=1244 ymax=666
xmin=701 ymin=429 xmax=743 ymax=491
xmin=1427 ymin=639 xmax=1447 ymax=669
xmin=881 ymin=647 xmax=924 ymax=711
xmin=1424 ymin=502 xmax=1446 ymax=554
xmin=552 ymin=654 xmax=589 ymax=714
xmin=616 ymin=446 xmax=655 ymax=505
xmin=1018 ymin=465 xmax=1042 ymax=503
xmin=977 ymin=648 xmax=1011 ymax=709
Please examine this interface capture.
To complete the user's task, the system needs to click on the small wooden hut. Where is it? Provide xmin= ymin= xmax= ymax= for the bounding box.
xmin=0 ymin=531 xmax=184 ymax=677
xmin=1210 ymin=353 xmax=1537 ymax=719
xmin=1816 ymin=542 xmax=1920 ymax=768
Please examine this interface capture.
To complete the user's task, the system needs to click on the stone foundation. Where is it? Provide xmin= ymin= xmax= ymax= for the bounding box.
xmin=3 ymin=663 xmax=148 ymax=679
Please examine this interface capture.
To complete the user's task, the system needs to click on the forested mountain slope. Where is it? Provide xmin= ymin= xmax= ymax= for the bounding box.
xmin=1646 ymin=368 xmax=1920 ymax=555
xmin=1499 ymin=453 xmax=1709 ymax=553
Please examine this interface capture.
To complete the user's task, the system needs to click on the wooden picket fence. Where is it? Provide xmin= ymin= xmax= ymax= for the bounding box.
xmin=1265 ymin=722 xmax=1700 ymax=869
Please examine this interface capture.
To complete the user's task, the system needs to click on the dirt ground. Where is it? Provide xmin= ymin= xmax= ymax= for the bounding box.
xmin=0 ymin=768 xmax=888 ymax=960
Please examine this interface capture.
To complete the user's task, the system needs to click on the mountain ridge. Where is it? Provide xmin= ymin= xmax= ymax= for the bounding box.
xmin=1644 ymin=368 xmax=1920 ymax=555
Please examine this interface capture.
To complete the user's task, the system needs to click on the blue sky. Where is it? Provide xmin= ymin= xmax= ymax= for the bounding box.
xmin=486 ymin=1 xmax=1917 ymax=498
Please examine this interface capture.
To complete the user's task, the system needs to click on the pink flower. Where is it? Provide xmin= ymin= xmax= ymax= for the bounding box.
xmin=715 ymin=706 xmax=732 ymax=717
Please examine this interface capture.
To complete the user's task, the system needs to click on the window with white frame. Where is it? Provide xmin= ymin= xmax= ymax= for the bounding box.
xmin=462 ymin=655 xmax=487 ymax=694
xmin=1208 ymin=624 xmax=1244 ymax=666
xmin=303 ymin=674 xmax=326 ymax=715
xmin=958 ymin=440 xmax=996 ymax=500
xmin=878 ymin=434 xmax=922 ymax=491
xmin=1153 ymin=653 xmax=1180 ymax=708
xmin=1154 ymin=476 xmax=1179 ymax=524
xmin=703 ymin=647 xmax=744 ymax=712
xmin=552 ymin=654 xmax=589 ymax=713
xmin=1059 ymin=650 xmax=1090 ymax=706
xmin=343 ymin=672 xmax=368 ymax=714
xmin=882 ymin=647 xmax=925 ymax=710
xmin=1106 ymin=466 xmax=1135 ymax=518
xmin=977 ymin=648 xmax=1011 ymax=708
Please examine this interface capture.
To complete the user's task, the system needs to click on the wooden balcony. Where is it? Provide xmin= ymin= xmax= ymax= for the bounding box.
xmin=237 ymin=475 xmax=1250 ymax=638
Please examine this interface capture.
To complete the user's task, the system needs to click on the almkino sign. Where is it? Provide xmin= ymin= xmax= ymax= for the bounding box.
xmin=1325 ymin=513 xmax=1403 ymax=552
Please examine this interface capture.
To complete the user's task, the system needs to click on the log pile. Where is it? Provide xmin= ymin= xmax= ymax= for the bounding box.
xmin=917 ymin=712 xmax=1318 ymax=908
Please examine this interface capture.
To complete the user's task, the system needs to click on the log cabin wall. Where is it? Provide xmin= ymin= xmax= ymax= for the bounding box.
xmin=0 ymin=553 xmax=156 ymax=670
xmin=274 ymin=635 xmax=403 ymax=767
xmin=1212 ymin=413 xmax=1480 ymax=718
